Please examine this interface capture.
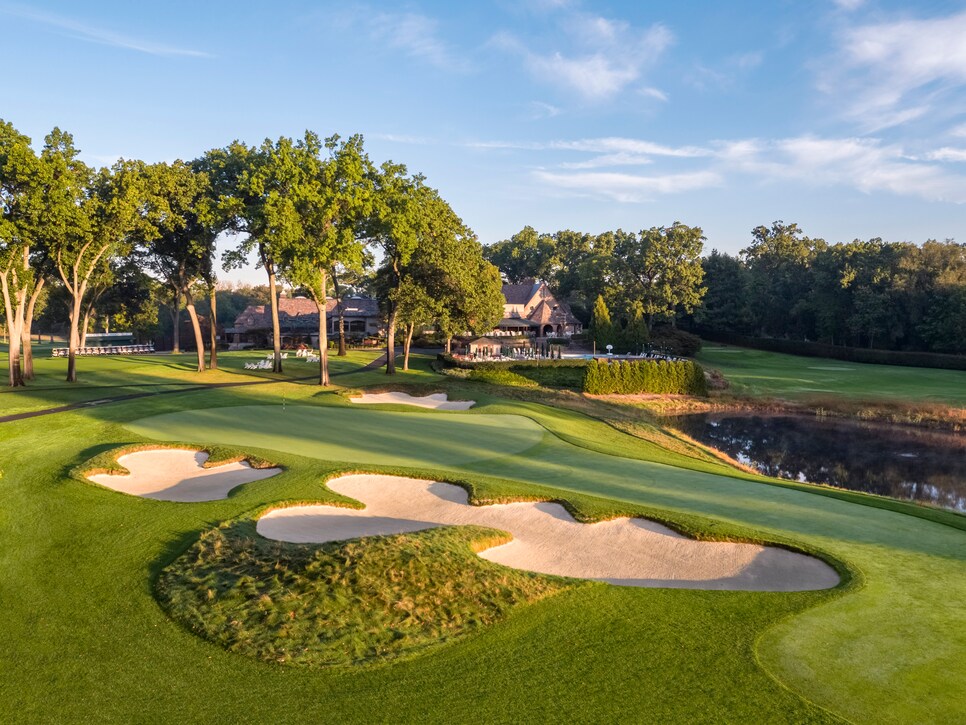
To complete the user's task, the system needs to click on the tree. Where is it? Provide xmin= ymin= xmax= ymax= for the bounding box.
xmin=363 ymin=163 xmax=427 ymax=375
xmin=273 ymin=133 xmax=373 ymax=385
xmin=483 ymin=226 xmax=556 ymax=283
xmin=616 ymin=223 xmax=707 ymax=330
xmin=741 ymin=221 xmax=824 ymax=338
xmin=590 ymin=295 xmax=614 ymax=350
xmin=695 ymin=250 xmax=750 ymax=333
xmin=205 ymin=140 xmax=288 ymax=373
xmin=622 ymin=300 xmax=649 ymax=352
xmin=0 ymin=120 xmax=43 ymax=387
xmin=53 ymin=159 xmax=150 ymax=381
xmin=140 ymin=161 xmax=218 ymax=373
xmin=398 ymin=219 xmax=503 ymax=365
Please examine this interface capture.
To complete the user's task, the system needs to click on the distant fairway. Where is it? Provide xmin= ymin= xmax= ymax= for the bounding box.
xmin=697 ymin=344 xmax=966 ymax=404
xmin=126 ymin=405 xmax=546 ymax=468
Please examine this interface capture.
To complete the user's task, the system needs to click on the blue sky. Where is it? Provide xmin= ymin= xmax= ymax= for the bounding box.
xmin=2 ymin=0 xmax=966 ymax=284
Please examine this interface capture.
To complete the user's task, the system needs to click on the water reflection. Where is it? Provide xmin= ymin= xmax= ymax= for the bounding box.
xmin=668 ymin=414 xmax=966 ymax=512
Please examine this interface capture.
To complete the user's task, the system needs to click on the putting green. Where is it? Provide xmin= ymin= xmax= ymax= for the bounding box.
xmin=125 ymin=404 xmax=546 ymax=468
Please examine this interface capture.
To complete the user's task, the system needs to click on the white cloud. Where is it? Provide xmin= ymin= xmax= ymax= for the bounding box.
xmin=925 ymin=148 xmax=966 ymax=163
xmin=950 ymin=123 xmax=966 ymax=138
xmin=533 ymin=169 xmax=721 ymax=202
xmin=559 ymin=152 xmax=655 ymax=169
xmin=0 ymin=3 xmax=210 ymax=57
xmin=832 ymin=0 xmax=865 ymax=11
xmin=494 ymin=11 xmax=673 ymax=101
xmin=478 ymin=132 xmax=966 ymax=204
xmin=821 ymin=10 xmax=966 ymax=131
xmin=717 ymin=135 xmax=966 ymax=201
xmin=367 ymin=11 xmax=470 ymax=71
xmin=638 ymin=87 xmax=669 ymax=102
xmin=528 ymin=101 xmax=563 ymax=119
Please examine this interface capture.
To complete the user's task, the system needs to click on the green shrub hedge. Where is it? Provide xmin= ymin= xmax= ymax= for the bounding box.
xmin=438 ymin=354 xmax=707 ymax=396
xmin=512 ymin=366 xmax=587 ymax=389
xmin=583 ymin=359 xmax=708 ymax=396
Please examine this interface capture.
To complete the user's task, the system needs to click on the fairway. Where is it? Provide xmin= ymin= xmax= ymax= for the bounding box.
xmin=126 ymin=405 xmax=546 ymax=468
xmin=697 ymin=344 xmax=966 ymax=404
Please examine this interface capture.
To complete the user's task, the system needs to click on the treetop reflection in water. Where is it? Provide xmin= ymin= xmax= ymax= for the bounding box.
xmin=669 ymin=413 xmax=966 ymax=512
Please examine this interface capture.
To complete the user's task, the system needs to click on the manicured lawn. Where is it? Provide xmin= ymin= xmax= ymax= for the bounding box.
xmin=127 ymin=405 xmax=546 ymax=468
xmin=0 ymin=346 xmax=383 ymax=416
xmin=1 ymin=355 xmax=964 ymax=723
xmin=697 ymin=344 xmax=966 ymax=404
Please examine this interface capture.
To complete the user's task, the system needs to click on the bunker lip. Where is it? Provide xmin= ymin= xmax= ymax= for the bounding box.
xmin=349 ymin=391 xmax=475 ymax=410
xmin=256 ymin=474 xmax=840 ymax=592
xmin=87 ymin=449 xmax=281 ymax=502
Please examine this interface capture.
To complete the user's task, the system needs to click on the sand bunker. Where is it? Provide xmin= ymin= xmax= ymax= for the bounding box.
xmin=88 ymin=449 xmax=281 ymax=502
xmin=349 ymin=392 xmax=475 ymax=410
xmin=257 ymin=474 xmax=839 ymax=591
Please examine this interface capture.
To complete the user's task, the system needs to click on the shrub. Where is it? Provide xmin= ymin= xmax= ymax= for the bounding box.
xmin=650 ymin=327 xmax=702 ymax=357
xmin=512 ymin=366 xmax=586 ymax=389
xmin=582 ymin=359 xmax=708 ymax=396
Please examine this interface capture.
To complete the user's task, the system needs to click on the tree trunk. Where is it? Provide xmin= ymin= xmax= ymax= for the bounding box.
xmin=445 ymin=336 xmax=452 ymax=354
xmin=21 ymin=276 xmax=45 ymax=380
xmin=184 ymin=291 xmax=206 ymax=374
xmin=171 ymin=289 xmax=181 ymax=353
xmin=385 ymin=306 xmax=397 ymax=375
xmin=0 ymin=273 xmax=25 ymax=387
xmin=317 ymin=269 xmax=329 ymax=386
xmin=80 ymin=305 xmax=92 ymax=348
xmin=332 ymin=271 xmax=347 ymax=356
xmin=67 ymin=296 xmax=81 ymax=383
xmin=403 ymin=322 xmax=414 ymax=371
xmin=263 ymin=248 xmax=283 ymax=373
xmin=208 ymin=286 xmax=218 ymax=370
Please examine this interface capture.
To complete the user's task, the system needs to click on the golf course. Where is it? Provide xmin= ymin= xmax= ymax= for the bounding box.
xmin=1 ymin=347 xmax=965 ymax=724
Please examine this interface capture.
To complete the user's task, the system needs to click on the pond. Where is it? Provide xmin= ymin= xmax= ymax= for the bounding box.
xmin=668 ymin=413 xmax=966 ymax=512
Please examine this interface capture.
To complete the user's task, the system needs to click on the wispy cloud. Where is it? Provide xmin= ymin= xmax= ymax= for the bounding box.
xmin=361 ymin=10 xmax=470 ymax=71
xmin=717 ymin=135 xmax=966 ymax=202
xmin=473 ymin=133 xmax=966 ymax=204
xmin=493 ymin=10 xmax=673 ymax=101
xmin=925 ymin=147 xmax=966 ymax=163
xmin=832 ymin=0 xmax=865 ymax=11
xmin=533 ymin=169 xmax=721 ymax=202
xmin=528 ymin=101 xmax=563 ymax=120
xmin=819 ymin=9 xmax=966 ymax=131
xmin=0 ymin=3 xmax=210 ymax=57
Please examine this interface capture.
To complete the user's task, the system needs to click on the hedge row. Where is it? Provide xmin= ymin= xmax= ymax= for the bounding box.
xmin=693 ymin=328 xmax=966 ymax=371
xmin=512 ymin=366 xmax=587 ymax=389
xmin=437 ymin=354 xmax=708 ymax=396
xmin=583 ymin=359 xmax=708 ymax=396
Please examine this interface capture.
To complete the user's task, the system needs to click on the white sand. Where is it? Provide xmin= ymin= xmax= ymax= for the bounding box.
xmin=88 ymin=449 xmax=281 ymax=502
xmin=257 ymin=474 xmax=839 ymax=592
xmin=349 ymin=391 xmax=475 ymax=410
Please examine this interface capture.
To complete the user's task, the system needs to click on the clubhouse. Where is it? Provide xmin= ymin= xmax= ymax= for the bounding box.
xmin=226 ymin=295 xmax=383 ymax=350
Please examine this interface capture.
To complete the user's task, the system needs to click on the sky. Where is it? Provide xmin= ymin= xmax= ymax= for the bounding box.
xmin=2 ymin=0 xmax=966 ymax=284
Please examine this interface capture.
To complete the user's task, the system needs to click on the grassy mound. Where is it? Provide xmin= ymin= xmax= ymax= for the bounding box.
xmin=157 ymin=521 xmax=572 ymax=667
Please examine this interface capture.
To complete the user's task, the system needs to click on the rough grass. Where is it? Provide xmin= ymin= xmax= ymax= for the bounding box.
xmin=158 ymin=521 xmax=572 ymax=667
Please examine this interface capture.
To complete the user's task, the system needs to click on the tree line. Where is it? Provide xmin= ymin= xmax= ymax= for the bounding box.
xmin=484 ymin=220 xmax=965 ymax=356
xmin=0 ymin=120 xmax=504 ymax=387
xmin=698 ymin=221 xmax=966 ymax=353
